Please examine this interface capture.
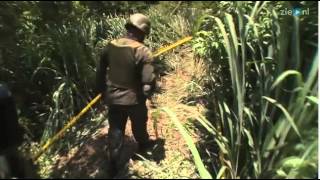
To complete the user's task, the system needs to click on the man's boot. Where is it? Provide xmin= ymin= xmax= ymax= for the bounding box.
xmin=106 ymin=129 xmax=123 ymax=178
xmin=133 ymin=139 xmax=159 ymax=160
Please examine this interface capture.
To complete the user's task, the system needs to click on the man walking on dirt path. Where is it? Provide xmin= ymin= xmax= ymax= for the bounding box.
xmin=96 ymin=13 xmax=158 ymax=177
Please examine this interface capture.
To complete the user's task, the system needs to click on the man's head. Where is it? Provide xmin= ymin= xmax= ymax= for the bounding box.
xmin=125 ymin=13 xmax=151 ymax=42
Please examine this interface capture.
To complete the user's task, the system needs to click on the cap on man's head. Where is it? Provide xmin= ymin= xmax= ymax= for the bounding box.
xmin=125 ymin=13 xmax=151 ymax=35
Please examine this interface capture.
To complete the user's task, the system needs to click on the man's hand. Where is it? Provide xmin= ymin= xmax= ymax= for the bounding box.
xmin=96 ymin=97 xmax=107 ymax=114
xmin=143 ymin=84 xmax=153 ymax=97
xmin=147 ymin=96 xmax=158 ymax=109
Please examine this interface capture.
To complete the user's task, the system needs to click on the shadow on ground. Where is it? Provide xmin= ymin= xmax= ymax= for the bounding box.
xmin=50 ymin=127 xmax=166 ymax=179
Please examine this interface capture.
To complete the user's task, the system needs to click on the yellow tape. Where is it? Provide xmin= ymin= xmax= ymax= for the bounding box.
xmin=33 ymin=94 xmax=102 ymax=162
xmin=33 ymin=36 xmax=193 ymax=162
xmin=153 ymin=36 xmax=193 ymax=57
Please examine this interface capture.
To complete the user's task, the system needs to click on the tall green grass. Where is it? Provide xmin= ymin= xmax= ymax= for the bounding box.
xmin=192 ymin=1 xmax=318 ymax=178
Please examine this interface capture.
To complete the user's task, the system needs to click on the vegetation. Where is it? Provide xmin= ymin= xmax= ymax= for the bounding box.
xmin=0 ymin=1 xmax=317 ymax=179
xmin=191 ymin=1 xmax=318 ymax=178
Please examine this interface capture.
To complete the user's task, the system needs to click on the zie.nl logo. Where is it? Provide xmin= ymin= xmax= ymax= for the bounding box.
xmin=280 ymin=8 xmax=310 ymax=16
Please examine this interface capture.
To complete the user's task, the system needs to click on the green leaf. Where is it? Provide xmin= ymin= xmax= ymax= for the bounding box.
xmin=276 ymin=169 xmax=287 ymax=177
xmin=226 ymin=13 xmax=238 ymax=55
xmin=244 ymin=129 xmax=254 ymax=148
xmin=162 ymin=107 xmax=212 ymax=179
xmin=271 ymin=70 xmax=303 ymax=90
xmin=262 ymin=96 xmax=301 ymax=138
xmin=216 ymin=140 xmax=229 ymax=155
xmin=216 ymin=166 xmax=227 ymax=179
xmin=281 ymin=157 xmax=304 ymax=169
xmin=306 ymin=96 xmax=318 ymax=104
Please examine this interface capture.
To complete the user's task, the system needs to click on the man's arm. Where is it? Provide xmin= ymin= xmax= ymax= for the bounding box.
xmin=96 ymin=47 xmax=108 ymax=96
xmin=138 ymin=47 xmax=156 ymax=97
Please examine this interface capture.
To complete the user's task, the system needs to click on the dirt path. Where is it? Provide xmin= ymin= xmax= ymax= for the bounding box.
xmin=48 ymin=46 xmax=206 ymax=179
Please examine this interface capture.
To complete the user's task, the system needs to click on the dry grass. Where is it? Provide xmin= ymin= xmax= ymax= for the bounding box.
xmin=127 ymin=45 xmax=208 ymax=178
